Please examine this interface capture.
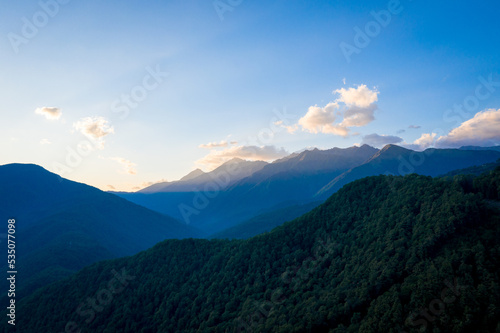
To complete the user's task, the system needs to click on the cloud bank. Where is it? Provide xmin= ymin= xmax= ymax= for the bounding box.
xmin=436 ymin=108 xmax=500 ymax=148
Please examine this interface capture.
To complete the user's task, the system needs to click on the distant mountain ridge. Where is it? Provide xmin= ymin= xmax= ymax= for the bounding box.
xmin=116 ymin=144 xmax=500 ymax=236
xmin=138 ymin=158 xmax=267 ymax=193
xmin=459 ymin=145 xmax=500 ymax=151
xmin=180 ymin=168 xmax=205 ymax=181
xmin=315 ymin=144 xmax=500 ymax=199
xmin=198 ymin=144 xmax=379 ymax=231
xmin=231 ymin=144 xmax=379 ymax=184
xmin=117 ymin=145 xmax=380 ymax=233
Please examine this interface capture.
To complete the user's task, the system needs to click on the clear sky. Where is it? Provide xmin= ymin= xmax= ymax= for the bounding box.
xmin=1 ymin=0 xmax=499 ymax=191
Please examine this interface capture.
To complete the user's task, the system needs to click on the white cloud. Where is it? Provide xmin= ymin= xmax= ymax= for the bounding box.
xmin=293 ymin=84 xmax=379 ymax=137
xmin=35 ymin=107 xmax=61 ymax=120
xmin=110 ymin=157 xmax=137 ymax=175
xmin=73 ymin=116 xmax=114 ymax=149
xmin=334 ymin=84 xmax=378 ymax=108
xmin=436 ymin=108 xmax=500 ymax=148
xmin=298 ymin=102 xmax=340 ymax=134
xmin=414 ymin=133 xmax=437 ymax=149
xmin=197 ymin=145 xmax=288 ymax=169
xmin=361 ymin=133 xmax=403 ymax=148
xmin=402 ymin=133 xmax=438 ymax=151
xmin=409 ymin=125 xmax=421 ymax=129
xmin=39 ymin=138 xmax=51 ymax=145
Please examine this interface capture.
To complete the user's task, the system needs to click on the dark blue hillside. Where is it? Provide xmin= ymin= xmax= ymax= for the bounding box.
xmin=0 ymin=163 xmax=200 ymax=301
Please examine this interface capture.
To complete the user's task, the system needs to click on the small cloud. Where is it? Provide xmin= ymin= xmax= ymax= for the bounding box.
xmin=35 ymin=107 xmax=61 ymax=120
xmin=107 ymin=185 xmax=116 ymax=190
xmin=414 ymin=133 xmax=437 ymax=150
xmin=334 ymin=84 xmax=379 ymax=108
xmin=140 ymin=178 xmax=168 ymax=188
xmin=39 ymin=138 xmax=51 ymax=145
xmin=110 ymin=157 xmax=137 ymax=175
xmin=197 ymin=145 xmax=288 ymax=169
xmin=402 ymin=133 xmax=438 ymax=151
xmin=199 ymin=140 xmax=235 ymax=149
xmin=361 ymin=133 xmax=403 ymax=148
xmin=73 ymin=116 xmax=114 ymax=149
xmin=436 ymin=108 xmax=500 ymax=148
xmin=397 ymin=129 xmax=406 ymax=134
xmin=408 ymin=125 xmax=421 ymax=129
xmin=274 ymin=120 xmax=299 ymax=134
xmin=342 ymin=78 xmax=346 ymax=85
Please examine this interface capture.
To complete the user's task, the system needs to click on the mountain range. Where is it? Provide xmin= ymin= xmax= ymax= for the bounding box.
xmin=138 ymin=158 xmax=268 ymax=193
xmin=114 ymin=144 xmax=500 ymax=234
xmin=12 ymin=164 xmax=500 ymax=332
xmin=315 ymin=144 xmax=500 ymax=199
xmin=2 ymin=144 xmax=499 ymax=306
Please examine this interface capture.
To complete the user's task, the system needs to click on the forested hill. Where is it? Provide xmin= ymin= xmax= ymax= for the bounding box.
xmin=13 ymin=169 xmax=500 ymax=333
xmin=0 ymin=163 xmax=200 ymax=303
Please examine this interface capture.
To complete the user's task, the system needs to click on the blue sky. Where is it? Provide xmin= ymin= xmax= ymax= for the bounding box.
xmin=1 ymin=0 xmax=499 ymax=191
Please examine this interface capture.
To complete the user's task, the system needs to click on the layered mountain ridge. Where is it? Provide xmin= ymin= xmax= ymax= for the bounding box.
xmin=115 ymin=144 xmax=500 ymax=234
